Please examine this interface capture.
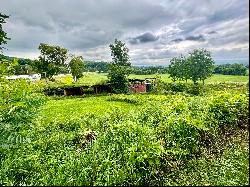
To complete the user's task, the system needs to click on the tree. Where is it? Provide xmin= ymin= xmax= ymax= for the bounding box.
xmin=0 ymin=12 xmax=10 ymax=52
xmin=187 ymin=49 xmax=214 ymax=84
xmin=168 ymin=55 xmax=187 ymax=82
xmin=0 ymin=58 xmax=18 ymax=77
xmin=168 ymin=49 xmax=214 ymax=85
xmin=33 ymin=43 xmax=68 ymax=80
xmin=69 ymin=55 xmax=85 ymax=82
xmin=108 ymin=39 xmax=131 ymax=93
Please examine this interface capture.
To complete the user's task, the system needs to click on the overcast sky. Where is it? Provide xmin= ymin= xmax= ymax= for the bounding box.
xmin=0 ymin=0 xmax=249 ymax=65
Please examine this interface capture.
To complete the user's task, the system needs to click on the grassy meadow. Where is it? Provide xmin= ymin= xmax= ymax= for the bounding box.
xmin=52 ymin=72 xmax=248 ymax=86
xmin=0 ymin=73 xmax=249 ymax=186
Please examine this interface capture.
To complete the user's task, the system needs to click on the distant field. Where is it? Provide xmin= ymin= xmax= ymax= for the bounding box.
xmin=54 ymin=72 xmax=248 ymax=86
xmin=129 ymin=74 xmax=249 ymax=83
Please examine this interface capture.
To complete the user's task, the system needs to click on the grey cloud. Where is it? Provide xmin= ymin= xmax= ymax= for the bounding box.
xmin=186 ymin=35 xmax=206 ymax=42
xmin=208 ymin=31 xmax=217 ymax=34
xmin=129 ymin=32 xmax=159 ymax=44
xmin=171 ymin=35 xmax=206 ymax=43
xmin=171 ymin=38 xmax=184 ymax=43
xmin=0 ymin=0 xmax=248 ymax=65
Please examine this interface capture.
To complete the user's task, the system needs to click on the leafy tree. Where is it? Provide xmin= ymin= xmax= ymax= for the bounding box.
xmin=0 ymin=58 xmax=18 ymax=77
xmin=168 ymin=57 xmax=180 ymax=82
xmin=187 ymin=49 xmax=214 ymax=84
xmin=168 ymin=49 xmax=214 ymax=85
xmin=69 ymin=55 xmax=85 ymax=82
xmin=0 ymin=12 xmax=10 ymax=52
xmin=33 ymin=43 xmax=68 ymax=80
xmin=168 ymin=55 xmax=187 ymax=82
xmin=108 ymin=39 xmax=131 ymax=93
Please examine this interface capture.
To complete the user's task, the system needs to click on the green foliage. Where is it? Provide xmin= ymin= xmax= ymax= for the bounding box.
xmin=85 ymin=61 xmax=109 ymax=73
xmin=187 ymin=49 xmax=215 ymax=84
xmin=131 ymin=66 xmax=168 ymax=75
xmin=0 ymin=54 xmax=36 ymax=75
xmin=169 ymin=49 xmax=215 ymax=85
xmin=0 ymin=79 xmax=45 ymax=124
xmin=208 ymin=92 xmax=249 ymax=128
xmin=168 ymin=55 xmax=187 ymax=82
xmin=0 ymin=12 xmax=10 ymax=52
xmin=69 ymin=56 xmax=85 ymax=82
xmin=108 ymin=39 xmax=131 ymax=93
xmin=214 ymin=63 xmax=248 ymax=75
xmin=0 ymin=58 xmax=18 ymax=77
xmin=0 ymin=74 xmax=249 ymax=186
xmin=0 ymin=78 xmax=45 ymax=158
xmin=33 ymin=43 xmax=68 ymax=80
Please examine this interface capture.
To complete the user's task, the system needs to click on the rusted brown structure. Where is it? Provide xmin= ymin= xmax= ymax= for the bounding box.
xmin=64 ymin=87 xmax=83 ymax=96
xmin=128 ymin=78 xmax=155 ymax=93
xmin=44 ymin=78 xmax=156 ymax=96
xmin=130 ymin=84 xmax=146 ymax=93
xmin=92 ymin=84 xmax=112 ymax=94
xmin=64 ymin=86 xmax=91 ymax=96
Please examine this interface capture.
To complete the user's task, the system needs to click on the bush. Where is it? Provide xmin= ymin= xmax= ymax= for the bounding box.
xmin=0 ymin=78 xmax=45 ymax=154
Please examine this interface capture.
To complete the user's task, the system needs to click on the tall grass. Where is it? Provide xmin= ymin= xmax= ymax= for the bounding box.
xmin=0 ymin=82 xmax=248 ymax=185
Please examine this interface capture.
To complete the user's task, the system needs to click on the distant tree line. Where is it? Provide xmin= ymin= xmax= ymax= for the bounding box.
xmin=85 ymin=61 xmax=109 ymax=72
xmin=131 ymin=66 xmax=168 ymax=75
xmin=1 ymin=53 xmax=248 ymax=77
xmin=0 ymin=54 xmax=169 ymax=75
xmin=213 ymin=63 xmax=248 ymax=75
xmin=0 ymin=54 xmax=36 ymax=75
xmin=85 ymin=63 xmax=169 ymax=75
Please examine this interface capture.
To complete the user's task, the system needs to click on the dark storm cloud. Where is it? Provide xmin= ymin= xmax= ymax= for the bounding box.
xmin=171 ymin=35 xmax=206 ymax=43
xmin=171 ymin=38 xmax=184 ymax=43
xmin=186 ymin=35 xmax=206 ymax=42
xmin=208 ymin=31 xmax=217 ymax=35
xmin=129 ymin=32 xmax=159 ymax=44
xmin=0 ymin=0 xmax=248 ymax=65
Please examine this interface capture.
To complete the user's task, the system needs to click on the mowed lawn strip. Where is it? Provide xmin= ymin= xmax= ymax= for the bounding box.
xmin=40 ymin=96 xmax=138 ymax=124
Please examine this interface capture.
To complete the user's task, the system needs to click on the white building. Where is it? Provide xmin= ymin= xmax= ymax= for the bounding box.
xmin=5 ymin=74 xmax=41 ymax=81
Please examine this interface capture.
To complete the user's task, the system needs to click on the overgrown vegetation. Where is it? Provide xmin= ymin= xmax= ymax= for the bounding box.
xmin=0 ymin=81 xmax=248 ymax=185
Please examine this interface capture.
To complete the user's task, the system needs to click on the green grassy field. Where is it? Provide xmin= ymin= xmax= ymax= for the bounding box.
xmin=40 ymin=96 xmax=136 ymax=124
xmin=0 ymin=74 xmax=249 ymax=186
xmin=54 ymin=72 xmax=248 ymax=86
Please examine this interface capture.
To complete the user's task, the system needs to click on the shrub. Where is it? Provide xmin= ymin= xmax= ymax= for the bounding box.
xmin=0 ymin=78 xmax=45 ymax=152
